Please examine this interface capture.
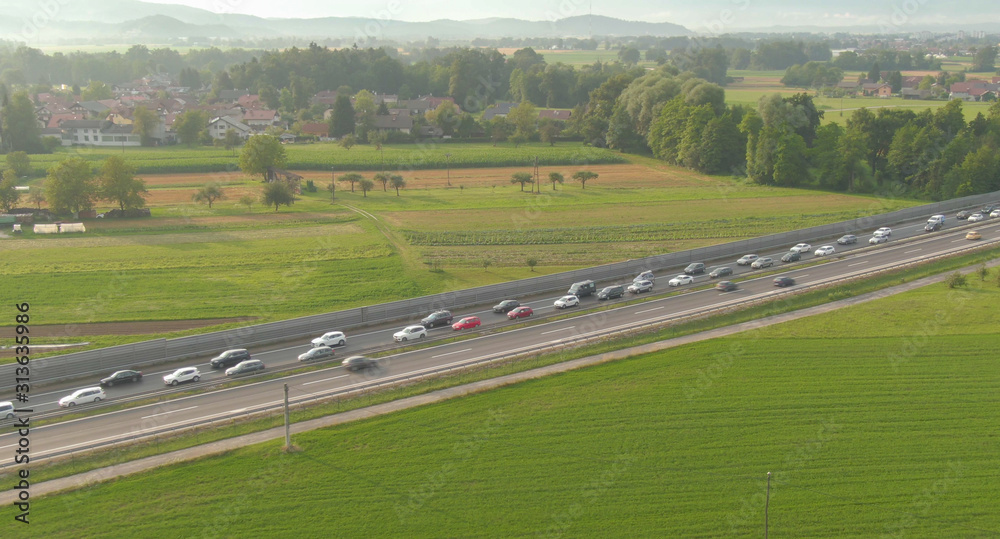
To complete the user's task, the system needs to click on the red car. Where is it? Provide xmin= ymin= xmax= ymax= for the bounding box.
xmin=507 ymin=306 xmax=533 ymax=320
xmin=452 ymin=316 xmax=481 ymax=330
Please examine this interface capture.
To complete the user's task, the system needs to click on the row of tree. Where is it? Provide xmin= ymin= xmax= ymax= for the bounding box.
xmin=0 ymin=155 xmax=149 ymax=215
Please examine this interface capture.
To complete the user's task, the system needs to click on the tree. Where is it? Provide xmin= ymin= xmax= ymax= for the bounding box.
xmin=329 ymin=95 xmax=355 ymax=137
xmin=389 ymin=174 xmax=406 ymax=196
xmin=174 ymin=110 xmax=208 ymax=146
xmin=1 ymin=91 xmax=43 ymax=153
xmin=572 ymin=170 xmax=598 ymax=189
xmin=239 ymin=194 xmax=255 ymax=212
xmin=45 ymin=157 xmax=96 ymax=215
xmin=238 ymin=135 xmax=287 ymax=179
xmin=978 ymin=263 xmax=989 ymax=281
xmin=28 ymin=187 xmax=44 ymax=209
xmin=81 ymin=80 xmax=113 ymax=100
xmin=538 ymin=119 xmax=561 ymax=146
xmin=223 ymin=129 xmax=243 ymax=156
xmin=261 ymin=181 xmax=294 ymax=211
xmin=353 ymin=90 xmax=377 ymax=142
xmin=618 ymin=47 xmax=641 ymax=65
xmin=6 ymin=151 xmax=30 ymax=178
xmin=510 ymin=172 xmax=533 ymax=191
xmin=867 ymin=62 xmax=881 ymax=82
xmin=425 ymin=101 xmax=460 ymax=136
xmin=358 ymin=178 xmax=375 ymax=197
xmin=339 ymin=134 xmax=356 ymax=150
xmin=98 ymin=156 xmax=147 ymax=211
xmin=340 ymin=172 xmax=362 ymax=192
xmin=548 ymin=172 xmax=564 ymax=190
xmin=192 ymin=183 xmax=225 ymax=208
xmin=131 ymin=106 xmax=160 ymax=146
xmin=526 ymin=257 xmax=538 ymax=272
xmin=946 ymin=272 xmax=967 ymax=289
xmin=971 ymin=45 xmax=998 ymax=72
xmin=0 ymin=173 xmax=19 ymax=213
xmin=482 ymin=258 xmax=493 ymax=271
xmin=888 ymin=71 xmax=903 ymax=93
xmin=326 ymin=180 xmax=336 ymax=201
xmin=508 ymin=133 xmax=527 ymax=148
xmin=374 ymin=172 xmax=390 ymax=192
xmin=506 ymin=101 xmax=538 ymax=140
xmin=369 ymin=129 xmax=388 ymax=150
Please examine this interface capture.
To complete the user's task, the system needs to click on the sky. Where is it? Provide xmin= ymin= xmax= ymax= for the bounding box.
xmin=139 ymin=0 xmax=999 ymax=30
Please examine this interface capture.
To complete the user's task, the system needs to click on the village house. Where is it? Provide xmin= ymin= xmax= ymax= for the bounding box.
xmin=207 ymin=116 xmax=252 ymax=140
xmin=242 ymin=109 xmax=281 ymax=131
xmin=59 ymin=119 xmax=141 ymax=147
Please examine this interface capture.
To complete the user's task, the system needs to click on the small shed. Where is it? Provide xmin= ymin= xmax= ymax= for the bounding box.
xmin=34 ymin=224 xmax=59 ymax=234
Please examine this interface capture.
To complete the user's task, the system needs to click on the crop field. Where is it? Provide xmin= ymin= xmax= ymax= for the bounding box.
xmin=17 ymin=271 xmax=1000 ymax=537
xmin=25 ymin=142 xmax=626 ymax=176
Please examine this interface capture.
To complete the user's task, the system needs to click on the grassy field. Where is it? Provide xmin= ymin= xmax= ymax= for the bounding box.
xmin=25 ymin=141 xmax=626 ymax=176
xmin=16 ymin=268 xmax=1000 ymax=537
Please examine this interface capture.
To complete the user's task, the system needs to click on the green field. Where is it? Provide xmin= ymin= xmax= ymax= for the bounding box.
xmin=26 ymin=142 xmax=626 ymax=176
xmin=17 ymin=268 xmax=1000 ymax=537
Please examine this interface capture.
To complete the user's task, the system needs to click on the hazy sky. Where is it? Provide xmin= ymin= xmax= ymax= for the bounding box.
xmin=138 ymin=0 xmax=999 ymax=30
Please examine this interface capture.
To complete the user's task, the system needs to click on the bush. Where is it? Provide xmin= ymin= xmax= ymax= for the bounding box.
xmin=946 ymin=272 xmax=967 ymax=289
xmin=305 ymin=180 xmax=317 ymax=193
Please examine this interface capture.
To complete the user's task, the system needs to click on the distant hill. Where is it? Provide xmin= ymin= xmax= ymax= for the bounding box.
xmin=0 ymin=0 xmax=691 ymax=44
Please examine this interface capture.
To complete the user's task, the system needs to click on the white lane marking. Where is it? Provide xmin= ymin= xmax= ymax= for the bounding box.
xmin=431 ymin=348 xmax=472 ymax=359
xmin=635 ymin=306 xmax=664 ymax=315
xmin=0 ymin=444 xmax=15 ymax=451
xmin=847 ymin=261 xmax=868 ymax=267
xmin=951 ymin=238 xmax=967 ymax=242
xmin=141 ymin=406 xmax=198 ymax=420
xmin=302 ymin=374 xmax=350 ymax=386
xmin=541 ymin=326 xmax=575 ymax=335
xmin=904 ymin=249 xmax=922 ymax=254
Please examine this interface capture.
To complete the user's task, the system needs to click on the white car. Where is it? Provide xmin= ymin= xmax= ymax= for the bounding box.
xmin=874 ymin=227 xmax=892 ymax=237
xmin=968 ymin=213 xmax=985 ymax=222
xmin=633 ymin=270 xmax=655 ymax=284
xmin=163 ymin=367 xmax=201 ymax=386
xmin=554 ymin=295 xmax=580 ymax=308
xmin=991 ymin=209 xmax=1000 ymax=218
xmin=628 ymin=279 xmax=654 ymax=293
xmin=58 ymin=387 xmax=106 ymax=407
xmin=736 ymin=254 xmax=759 ymax=266
xmin=814 ymin=245 xmax=836 ymax=256
xmin=311 ymin=331 xmax=346 ymax=347
xmin=393 ymin=325 xmax=427 ymax=342
xmin=869 ymin=234 xmax=888 ymax=244
xmin=667 ymin=275 xmax=693 ymax=287
xmin=790 ymin=243 xmax=812 ymax=253
xmin=750 ymin=257 xmax=774 ymax=269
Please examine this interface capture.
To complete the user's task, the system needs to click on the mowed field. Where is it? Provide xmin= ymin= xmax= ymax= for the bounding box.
xmin=16 ymin=271 xmax=1000 ymax=537
xmin=1 ymin=155 xmax=920 ymax=335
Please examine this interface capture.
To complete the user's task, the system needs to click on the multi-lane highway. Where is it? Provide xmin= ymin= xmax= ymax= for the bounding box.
xmin=1 ymin=213 xmax=997 ymax=463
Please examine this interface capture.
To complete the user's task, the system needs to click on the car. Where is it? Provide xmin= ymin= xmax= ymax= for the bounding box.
xmin=992 ymin=210 xmax=1000 ymax=219
xmin=750 ymin=257 xmax=773 ymax=269
xmin=633 ymin=270 xmax=655 ymax=283
xmin=420 ymin=310 xmax=453 ymax=328
xmin=773 ymin=276 xmax=796 ymax=287
xmin=597 ymin=285 xmax=625 ymax=300
xmin=627 ymin=279 xmax=654 ymax=292
xmin=163 ymin=367 xmax=201 ymax=386
xmin=869 ymin=234 xmax=888 ymax=244
xmin=393 ymin=325 xmax=427 ymax=341
xmin=781 ymin=251 xmax=800 ymax=263
xmin=981 ymin=204 xmax=997 ymax=215
xmin=709 ymin=266 xmax=733 ymax=279
xmin=492 ymin=299 xmax=520 ymax=313
xmin=311 ymin=331 xmax=346 ymax=348
xmin=790 ymin=243 xmax=812 ymax=254
xmin=814 ymin=245 xmax=836 ymax=256
xmin=0 ymin=401 xmax=16 ymax=420
xmin=968 ymin=213 xmax=986 ymax=222
xmin=715 ymin=281 xmax=738 ymax=292
xmin=927 ymin=215 xmax=946 ymax=226
xmin=298 ymin=346 xmax=335 ymax=362
xmin=342 ymin=356 xmax=378 ymax=372
xmin=507 ymin=306 xmax=534 ymax=320
xmin=684 ymin=262 xmax=705 ymax=275
xmin=554 ymin=295 xmax=580 ymax=308
xmin=837 ymin=234 xmax=857 ymax=245
xmin=210 ymin=348 xmax=251 ymax=369
xmin=874 ymin=227 xmax=892 ymax=237
xmin=924 ymin=221 xmax=942 ymax=232
xmin=667 ymin=275 xmax=692 ymax=287
xmin=966 ymin=230 xmax=982 ymax=240
xmin=452 ymin=316 xmax=481 ymax=330
xmin=956 ymin=210 xmax=972 ymax=220
xmin=226 ymin=359 xmax=265 ymax=377
xmin=736 ymin=254 xmax=759 ymax=266
xmin=99 ymin=369 xmax=142 ymax=387
xmin=58 ymin=387 xmax=106 ymax=408
xmin=567 ymin=280 xmax=597 ymax=297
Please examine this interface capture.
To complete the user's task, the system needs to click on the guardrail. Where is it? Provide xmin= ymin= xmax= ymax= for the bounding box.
xmin=6 ymin=189 xmax=1000 ymax=387
xmin=11 ymin=234 xmax=997 ymax=467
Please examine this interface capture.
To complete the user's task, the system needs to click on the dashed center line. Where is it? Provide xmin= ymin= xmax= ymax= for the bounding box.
xmin=848 ymin=261 xmax=869 ymax=267
xmin=431 ymin=348 xmax=472 ymax=359
xmin=141 ymin=406 xmax=198 ymax=419
xmin=635 ymin=306 xmax=664 ymax=315
xmin=904 ymin=248 xmax=922 ymax=254
xmin=302 ymin=374 xmax=350 ymax=386
xmin=541 ymin=326 xmax=575 ymax=335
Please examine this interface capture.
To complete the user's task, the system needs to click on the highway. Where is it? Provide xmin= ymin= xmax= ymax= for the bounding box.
xmin=1 ymin=213 xmax=997 ymax=463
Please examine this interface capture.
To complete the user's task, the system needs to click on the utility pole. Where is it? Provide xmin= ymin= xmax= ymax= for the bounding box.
xmin=283 ymin=384 xmax=291 ymax=449
xmin=765 ymin=471 xmax=771 ymax=539
xmin=445 ymin=152 xmax=452 ymax=186
xmin=533 ymin=156 xmax=539 ymax=193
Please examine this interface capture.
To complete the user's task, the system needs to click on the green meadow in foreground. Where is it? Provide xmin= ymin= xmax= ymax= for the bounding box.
xmin=18 ymin=270 xmax=1000 ymax=537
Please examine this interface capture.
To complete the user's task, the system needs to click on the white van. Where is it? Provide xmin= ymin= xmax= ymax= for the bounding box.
xmin=927 ymin=215 xmax=945 ymax=225
xmin=0 ymin=401 xmax=16 ymax=419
